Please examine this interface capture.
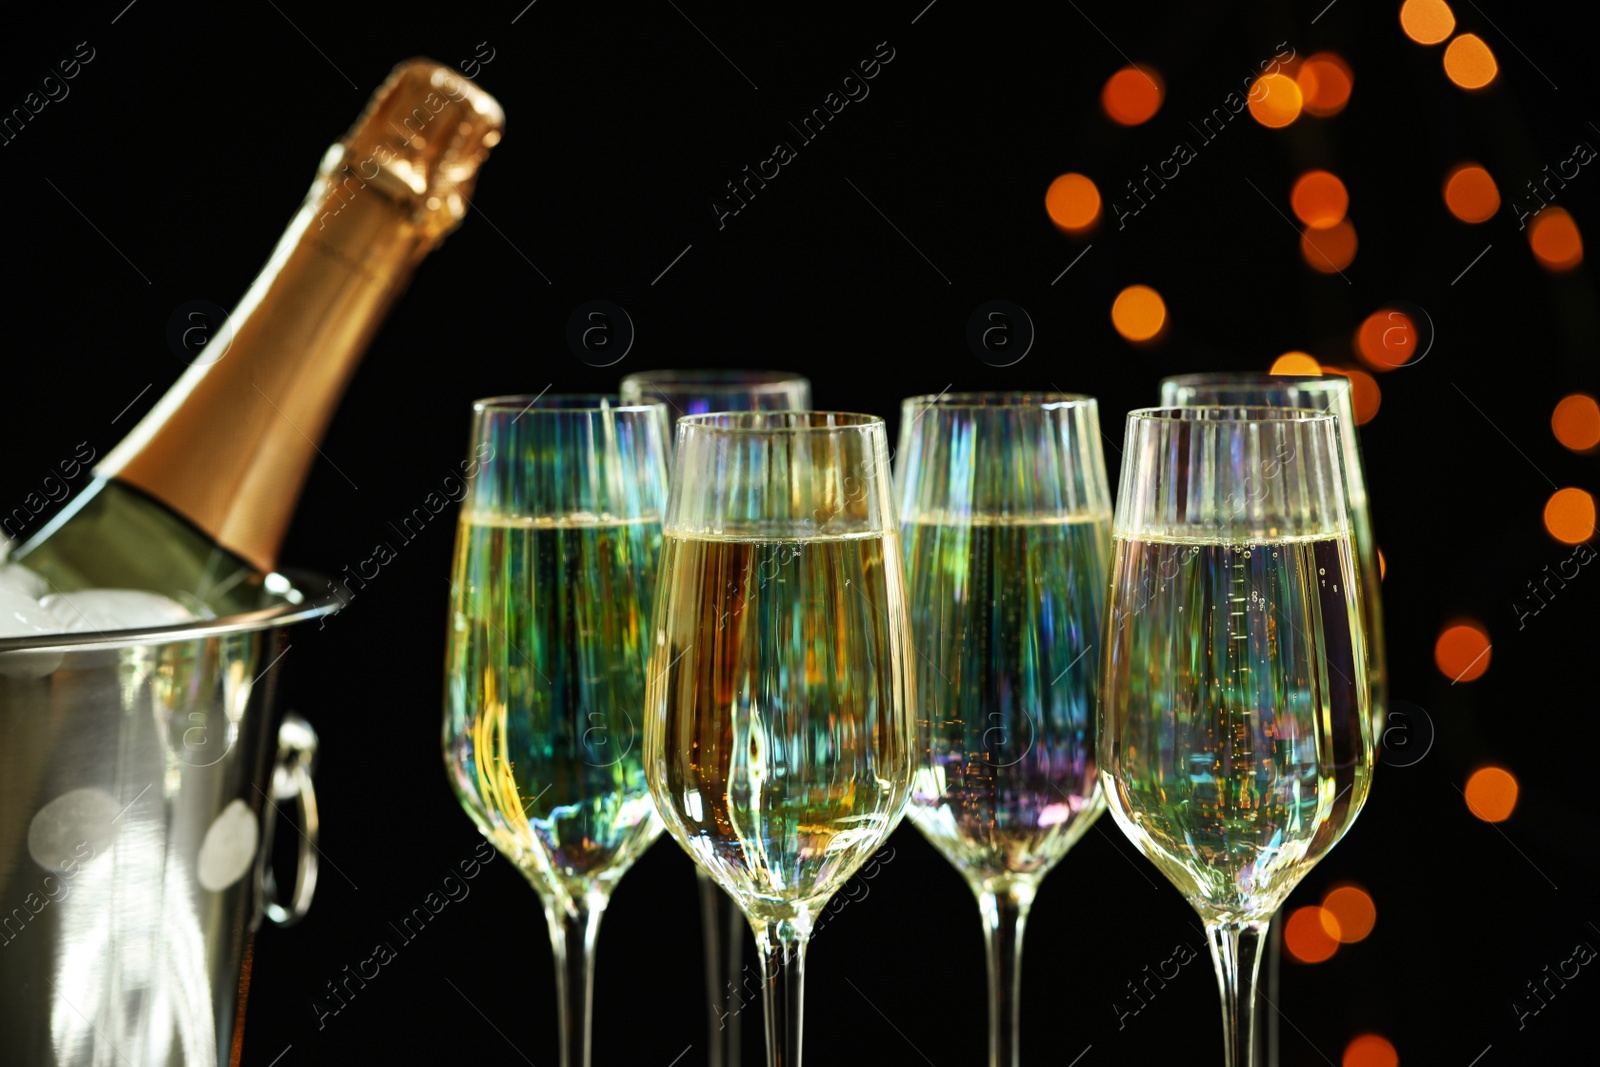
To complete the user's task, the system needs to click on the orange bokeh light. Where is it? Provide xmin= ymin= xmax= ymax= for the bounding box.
xmin=1434 ymin=622 xmax=1491 ymax=682
xmin=1045 ymin=173 xmax=1101 ymax=234
xmin=1465 ymin=766 xmax=1519 ymax=823
xmin=1285 ymin=906 xmax=1340 ymax=963
xmin=1321 ymin=887 xmax=1377 ymax=943
xmin=1544 ymin=487 xmax=1596 ymax=544
xmin=1271 ymin=352 xmax=1322 ymax=376
xmin=1324 ymin=365 xmax=1381 ymax=424
xmin=1292 ymin=171 xmax=1350 ymax=229
xmin=1248 ymin=73 xmax=1303 ymax=128
xmin=1552 ymin=394 xmax=1600 ymax=451
xmin=1102 ymin=66 xmax=1164 ymax=126
xmin=1111 ymin=285 xmax=1167 ymax=342
xmin=1443 ymin=164 xmax=1500 ymax=223
xmin=1528 ymin=207 xmax=1583 ymax=271
xmin=1356 ymin=310 xmax=1417 ymax=371
xmin=1299 ymin=52 xmax=1354 ymax=117
xmin=1378 ymin=548 xmax=1387 ymax=580
xmin=1400 ymin=0 xmax=1456 ymax=44
xmin=1343 ymin=1034 xmax=1400 ymax=1067
xmin=1444 ymin=34 xmax=1498 ymax=89
xmin=1302 ymin=219 xmax=1359 ymax=273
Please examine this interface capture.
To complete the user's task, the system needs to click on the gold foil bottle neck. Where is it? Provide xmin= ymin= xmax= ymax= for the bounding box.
xmin=329 ymin=58 xmax=506 ymax=239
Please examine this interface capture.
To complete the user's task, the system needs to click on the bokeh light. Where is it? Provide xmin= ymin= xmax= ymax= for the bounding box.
xmin=1528 ymin=207 xmax=1583 ymax=271
xmin=1321 ymin=887 xmax=1377 ymax=943
xmin=1444 ymin=34 xmax=1498 ymax=89
xmin=1343 ymin=1034 xmax=1400 ymax=1067
xmin=1270 ymin=351 xmax=1322 ymax=376
xmin=1434 ymin=621 xmax=1491 ymax=682
xmin=1299 ymin=52 xmax=1354 ymax=117
xmin=1111 ymin=285 xmax=1167 ymax=342
xmin=1356 ymin=309 xmax=1418 ymax=370
xmin=1464 ymin=767 xmax=1519 ymax=823
xmin=1248 ymin=72 xmax=1303 ymax=128
xmin=1552 ymin=394 xmax=1600 ymax=451
xmin=1045 ymin=173 xmax=1102 ymax=233
xmin=1292 ymin=171 xmax=1350 ymax=229
xmin=1400 ymin=0 xmax=1456 ymax=44
xmin=1303 ymin=220 xmax=1358 ymax=272
xmin=1544 ymin=487 xmax=1596 ymax=544
xmin=1102 ymin=66 xmax=1164 ymax=126
xmin=1325 ymin=365 xmax=1382 ymax=424
xmin=1378 ymin=548 xmax=1387 ymax=580
xmin=1285 ymin=906 xmax=1340 ymax=963
xmin=1443 ymin=164 xmax=1500 ymax=223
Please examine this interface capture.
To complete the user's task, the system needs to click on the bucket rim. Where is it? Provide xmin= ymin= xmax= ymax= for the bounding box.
xmin=0 ymin=567 xmax=341 ymax=654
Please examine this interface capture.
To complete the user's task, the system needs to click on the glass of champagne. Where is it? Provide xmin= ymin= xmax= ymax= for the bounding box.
xmin=896 ymin=393 xmax=1112 ymax=1067
xmin=619 ymin=367 xmax=811 ymax=1067
xmin=644 ymin=411 xmax=917 ymax=1067
xmin=620 ymin=368 xmax=811 ymax=419
xmin=1100 ymin=407 xmax=1374 ymax=1067
xmin=443 ymin=394 xmax=671 ymax=1067
xmin=1159 ymin=372 xmax=1385 ymax=1065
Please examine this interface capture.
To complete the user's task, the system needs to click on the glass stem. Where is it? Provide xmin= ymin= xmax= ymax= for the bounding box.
xmin=978 ymin=881 xmax=1036 ymax=1067
xmin=753 ymin=918 xmax=809 ymax=1067
xmin=547 ymin=887 xmax=608 ymax=1067
xmin=701 ymin=869 xmax=745 ymax=1067
xmin=1206 ymin=919 xmax=1270 ymax=1067
xmin=1263 ymin=911 xmax=1282 ymax=1067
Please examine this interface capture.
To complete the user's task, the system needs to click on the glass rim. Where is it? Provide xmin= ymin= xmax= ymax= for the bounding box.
xmin=901 ymin=390 xmax=1095 ymax=410
xmin=1126 ymin=404 xmax=1339 ymax=425
xmin=620 ymin=368 xmax=809 ymax=388
xmin=471 ymin=392 xmax=667 ymax=415
xmin=1160 ymin=371 xmax=1354 ymax=393
xmin=677 ymin=410 xmax=884 ymax=435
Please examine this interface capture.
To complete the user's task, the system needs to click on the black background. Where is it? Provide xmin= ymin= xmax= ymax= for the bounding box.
xmin=3 ymin=1 xmax=1597 ymax=1065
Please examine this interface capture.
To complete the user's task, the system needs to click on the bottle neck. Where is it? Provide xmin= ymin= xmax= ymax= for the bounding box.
xmin=96 ymin=157 xmax=433 ymax=572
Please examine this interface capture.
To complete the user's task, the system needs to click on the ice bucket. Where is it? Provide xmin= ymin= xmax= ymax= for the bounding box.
xmin=0 ymin=572 xmax=338 ymax=1066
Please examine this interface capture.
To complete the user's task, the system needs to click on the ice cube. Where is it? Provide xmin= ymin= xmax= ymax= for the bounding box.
xmin=0 ymin=562 xmax=49 ymax=600
xmin=0 ymin=562 xmax=200 ymax=640
xmin=40 ymin=589 xmax=199 ymax=633
xmin=0 ymin=586 xmax=64 ymax=638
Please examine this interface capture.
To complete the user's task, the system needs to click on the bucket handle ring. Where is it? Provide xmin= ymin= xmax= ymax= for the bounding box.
xmin=261 ymin=713 xmax=319 ymax=926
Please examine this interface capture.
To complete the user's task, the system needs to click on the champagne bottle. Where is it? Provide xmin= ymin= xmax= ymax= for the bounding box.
xmin=11 ymin=59 xmax=504 ymax=615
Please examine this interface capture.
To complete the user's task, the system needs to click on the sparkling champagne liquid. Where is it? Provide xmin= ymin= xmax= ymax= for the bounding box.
xmin=903 ymin=513 xmax=1111 ymax=885
xmin=1101 ymin=536 xmax=1371 ymax=923
xmin=445 ymin=514 xmax=663 ymax=898
xmin=645 ymin=532 xmax=916 ymax=926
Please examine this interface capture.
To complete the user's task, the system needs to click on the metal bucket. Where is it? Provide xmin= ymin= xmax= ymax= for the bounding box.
xmin=0 ymin=572 xmax=338 ymax=1066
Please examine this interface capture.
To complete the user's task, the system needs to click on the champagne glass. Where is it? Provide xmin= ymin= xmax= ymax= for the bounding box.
xmin=443 ymin=394 xmax=670 ymax=1067
xmin=1159 ymin=373 xmax=1385 ymax=1067
xmin=644 ymin=411 xmax=916 ymax=1067
xmin=895 ymin=393 xmax=1112 ymax=1067
xmin=1100 ymin=407 xmax=1374 ymax=1067
xmin=620 ymin=368 xmax=811 ymax=1067
xmin=620 ymin=368 xmax=811 ymax=419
